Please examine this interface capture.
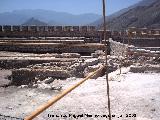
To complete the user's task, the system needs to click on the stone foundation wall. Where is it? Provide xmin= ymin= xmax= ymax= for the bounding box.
xmin=109 ymin=39 xmax=160 ymax=57
xmin=0 ymin=53 xmax=80 ymax=69
xmin=12 ymin=69 xmax=70 ymax=86
xmin=129 ymin=48 xmax=160 ymax=57
xmin=113 ymin=37 xmax=160 ymax=47
xmin=130 ymin=65 xmax=160 ymax=73
xmin=0 ymin=43 xmax=105 ymax=53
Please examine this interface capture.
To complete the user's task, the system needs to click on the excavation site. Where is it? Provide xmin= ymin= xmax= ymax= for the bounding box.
xmin=0 ymin=0 xmax=160 ymax=120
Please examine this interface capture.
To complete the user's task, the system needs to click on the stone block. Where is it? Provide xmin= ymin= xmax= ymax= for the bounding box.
xmin=84 ymin=58 xmax=99 ymax=66
xmin=11 ymin=68 xmax=70 ymax=86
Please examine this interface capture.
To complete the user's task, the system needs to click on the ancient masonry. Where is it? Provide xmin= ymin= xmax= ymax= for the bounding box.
xmin=0 ymin=26 xmax=160 ymax=88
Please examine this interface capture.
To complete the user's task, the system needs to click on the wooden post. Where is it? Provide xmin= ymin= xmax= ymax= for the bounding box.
xmin=102 ymin=0 xmax=112 ymax=120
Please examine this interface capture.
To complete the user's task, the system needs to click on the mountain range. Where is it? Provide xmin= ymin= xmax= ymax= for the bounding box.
xmin=0 ymin=0 xmax=160 ymax=30
xmin=92 ymin=0 xmax=160 ymax=30
xmin=0 ymin=9 xmax=101 ymax=26
xmin=22 ymin=17 xmax=48 ymax=26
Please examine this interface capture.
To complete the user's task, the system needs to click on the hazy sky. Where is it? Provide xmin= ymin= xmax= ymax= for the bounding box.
xmin=0 ymin=0 xmax=142 ymax=15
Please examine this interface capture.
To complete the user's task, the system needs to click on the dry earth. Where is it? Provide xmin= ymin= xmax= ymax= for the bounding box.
xmin=0 ymin=70 xmax=160 ymax=120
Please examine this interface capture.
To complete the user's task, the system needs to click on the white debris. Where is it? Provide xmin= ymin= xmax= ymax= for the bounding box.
xmin=51 ymin=86 xmax=62 ymax=91
xmin=32 ymin=84 xmax=38 ymax=88
xmin=18 ymin=85 xmax=28 ymax=88
xmin=37 ymin=80 xmax=41 ymax=84
xmin=84 ymin=58 xmax=99 ymax=66
xmin=43 ymin=77 xmax=54 ymax=84
xmin=37 ymin=83 xmax=51 ymax=89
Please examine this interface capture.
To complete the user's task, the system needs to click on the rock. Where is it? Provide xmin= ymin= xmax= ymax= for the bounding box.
xmin=91 ymin=50 xmax=105 ymax=58
xmin=35 ymin=77 xmax=39 ymax=81
xmin=85 ymin=64 xmax=101 ymax=72
xmin=43 ymin=77 xmax=54 ymax=84
xmin=12 ymin=68 xmax=36 ymax=86
xmin=108 ymin=55 xmax=118 ymax=60
xmin=95 ymin=50 xmax=105 ymax=56
xmin=6 ymin=106 xmax=13 ymax=110
xmin=51 ymin=86 xmax=62 ymax=91
xmin=32 ymin=84 xmax=38 ymax=88
xmin=91 ymin=53 xmax=99 ymax=58
xmin=18 ymin=85 xmax=28 ymax=88
xmin=84 ymin=63 xmax=105 ymax=78
xmin=60 ymin=53 xmax=81 ymax=58
xmin=37 ymin=83 xmax=51 ymax=89
xmin=69 ymin=62 xmax=87 ymax=77
xmin=151 ymin=108 xmax=156 ymax=112
xmin=98 ymin=56 xmax=105 ymax=63
xmin=108 ymin=59 xmax=114 ymax=66
xmin=66 ymin=77 xmax=76 ymax=81
xmin=12 ymin=68 xmax=70 ymax=86
xmin=84 ymin=58 xmax=98 ymax=66
xmin=37 ymin=80 xmax=41 ymax=84
xmin=130 ymin=65 xmax=160 ymax=73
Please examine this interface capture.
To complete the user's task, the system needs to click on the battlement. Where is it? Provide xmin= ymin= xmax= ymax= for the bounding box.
xmin=0 ymin=25 xmax=160 ymax=38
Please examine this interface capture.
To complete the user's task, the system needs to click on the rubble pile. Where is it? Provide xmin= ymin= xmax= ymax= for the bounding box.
xmin=11 ymin=59 xmax=101 ymax=86
xmin=127 ymin=47 xmax=160 ymax=73
xmin=12 ymin=67 xmax=70 ymax=86
xmin=129 ymin=55 xmax=160 ymax=73
xmin=10 ymin=51 xmax=126 ymax=88
xmin=129 ymin=47 xmax=160 ymax=58
xmin=0 ymin=52 xmax=81 ymax=69
xmin=8 ymin=47 xmax=160 ymax=89
xmin=130 ymin=64 xmax=160 ymax=73
xmin=7 ymin=45 xmax=159 ymax=89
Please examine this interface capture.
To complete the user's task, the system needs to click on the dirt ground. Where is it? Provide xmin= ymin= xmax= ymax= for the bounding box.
xmin=0 ymin=70 xmax=11 ymax=87
xmin=0 ymin=70 xmax=160 ymax=120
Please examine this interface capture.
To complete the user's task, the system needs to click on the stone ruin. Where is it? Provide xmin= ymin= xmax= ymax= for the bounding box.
xmin=3 ymin=40 xmax=160 ymax=90
xmin=9 ymin=51 xmax=127 ymax=89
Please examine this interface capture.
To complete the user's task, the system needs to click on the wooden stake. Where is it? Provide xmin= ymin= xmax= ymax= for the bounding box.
xmin=102 ymin=0 xmax=112 ymax=120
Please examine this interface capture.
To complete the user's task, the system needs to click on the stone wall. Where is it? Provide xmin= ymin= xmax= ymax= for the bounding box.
xmin=130 ymin=65 xmax=160 ymax=73
xmin=109 ymin=39 xmax=160 ymax=57
xmin=0 ymin=53 xmax=80 ymax=69
xmin=109 ymin=39 xmax=128 ymax=56
xmin=0 ymin=43 xmax=105 ymax=53
xmin=113 ymin=37 xmax=160 ymax=47
xmin=129 ymin=47 xmax=160 ymax=57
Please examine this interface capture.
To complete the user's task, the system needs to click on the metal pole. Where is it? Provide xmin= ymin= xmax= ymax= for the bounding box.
xmin=102 ymin=0 xmax=111 ymax=120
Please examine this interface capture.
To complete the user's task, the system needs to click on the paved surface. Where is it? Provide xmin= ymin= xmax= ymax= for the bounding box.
xmin=0 ymin=70 xmax=160 ymax=120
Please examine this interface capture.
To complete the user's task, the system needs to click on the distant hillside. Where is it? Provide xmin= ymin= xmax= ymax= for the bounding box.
xmin=22 ymin=17 xmax=48 ymax=26
xmin=92 ymin=0 xmax=160 ymax=30
xmin=0 ymin=9 xmax=101 ymax=25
